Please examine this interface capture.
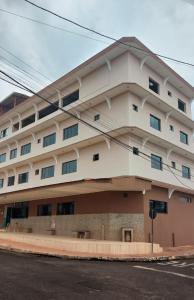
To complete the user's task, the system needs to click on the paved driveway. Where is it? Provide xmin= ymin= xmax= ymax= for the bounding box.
xmin=0 ymin=250 xmax=194 ymax=299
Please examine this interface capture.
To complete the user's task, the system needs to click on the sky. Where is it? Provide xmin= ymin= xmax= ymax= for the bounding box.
xmin=0 ymin=0 xmax=194 ymax=112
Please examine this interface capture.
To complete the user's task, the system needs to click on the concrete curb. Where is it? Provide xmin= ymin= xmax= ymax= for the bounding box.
xmin=1 ymin=245 xmax=194 ymax=262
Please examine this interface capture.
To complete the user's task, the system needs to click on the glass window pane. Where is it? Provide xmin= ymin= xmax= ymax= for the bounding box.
xmin=63 ymin=124 xmax=78 ymax=140
xmin=182 ymin=166 xmax=190 ymax=179
xmin=178 ymin=99 xmax=186 ymax=112
xmin=41 ymin=165 xmax=55 ymax=179
xmin=43 ymin=133 xmax=56 ymax=147
xmin=62 ymin=160 xmax=77 ymax=174
xmin=10 ymin=148 xmax=17 ymax=159
xmin=0 ymin=153 xmax=6 ymax=163
xmin=149 ymin=200 xmax=168 ymax=213
xmin=180 ymin=131 xmax=188 ymax=144
xmin=18 ymin=172 xmax=29 ymax=184
xmin=0 ymin=178 xmax=4 ymax=188
xmin=150 ymin=115 xmax=161 ymax=131
xmin=62 ymin=90 xmax=79 ymax=107
xmin=21 ymin=143 xmax=31 ymax=155
xmin=151 ymin=154 xmax=162 ymax=170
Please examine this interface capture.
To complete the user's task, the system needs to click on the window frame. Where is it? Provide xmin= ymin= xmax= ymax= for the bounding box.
xmin=149 ymin=200 xmax=168 ymax=214
xmin=8 ymin=175 xmax=15 ymax=186
xmin=182 ymin=165 xmax=191 ymax=179
xmin=10 ymin=148 xmax=17 ymax=160
xmin=149 ymin=77 xmax=160 ymax=94
xmin=63 ymin=124 xmax=78 ymax=140
xmin=21 ymin=143 xmax=31 ymax=156
xmin=62 ymin=90 xmax=79 ymax=107
xmin=41 ymin=165 xmax=55 ymax=179
xmin=178 ymin=99 xmax=186 ymax=113
xmin=0 ymin=153 xmax=6 ymax=163
xmin=43 ymin=133 xmax=56 ymax=148
xmin=180 ymin=131 xmax=188 ymax=145
xmin=18 ymin=172 xmax=29 ymax=184
xmin=62 ymin=160 xmax=77 ymax=175
xmin=37 ymin=204 xmax=52 ymax=216
xmin=57 ymin=202 xmax=74 ymax=215
xmin=150 ymin=114 xmax=161 ymax=131
xmin=0 ymin=178 xmax=4 ymax=189
xmin=151 ymin=154 xmax=163 ymax=170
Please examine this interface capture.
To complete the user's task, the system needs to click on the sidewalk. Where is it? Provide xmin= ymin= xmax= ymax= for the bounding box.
xmin=0 ymin=231 xmax=194 ymax=261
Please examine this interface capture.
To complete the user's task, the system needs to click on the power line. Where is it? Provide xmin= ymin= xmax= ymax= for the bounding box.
xmin=0 ymin=44 xmax=121 ymax=131
xmin=0 ymin=76 xmax=29 ymax=91
xmin=0 ymin=8 xmax=108 ymax=46
xmin=0 ymin=41 xmax=51 ymax=84
xmin=23 ymin=0 xmax=194 ymax=68
xmin=0 ymin=69 xmax=193 ymax=190
xmin=0 ymin=69 xmax=134 ymax=153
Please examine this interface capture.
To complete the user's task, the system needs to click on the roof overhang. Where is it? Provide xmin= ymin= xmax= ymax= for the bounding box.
xmin=0 ymin=176 xmax=151 ymax=204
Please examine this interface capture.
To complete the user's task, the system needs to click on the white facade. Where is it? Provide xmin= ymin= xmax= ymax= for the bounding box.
xmin=0 ymin=37 xmax=194 ymax=201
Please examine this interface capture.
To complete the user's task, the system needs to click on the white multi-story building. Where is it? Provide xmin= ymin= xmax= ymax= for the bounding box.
xmin=0 ymin=37 xmax=194 ymax=247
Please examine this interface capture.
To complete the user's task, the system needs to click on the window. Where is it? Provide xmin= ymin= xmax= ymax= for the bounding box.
xmin=94 ymin=114 xmax=100 ymax=121
xmin=18 ymin=172 xmax=29 ymax=184
xmin=149 ymin=200 xmax=168 ymax=214
xmin=0 ymin=153 xmax=6 ymax=163
xmin=8 ymin=176 xmax=15 ymax=186
xmin=63 ymin=124 xmax=78 ymax=140
xmin=132 ymin=104 xmax=138 ymax=112
xmin=43 ymin=133 xmax=56 ymax=147
xmin=12 ymin=122 xmax=19 ymax=132
xmin=62 ymin=160 xmax=77 ymax=174
xmin=21 ymin=114 xmax=35 ymax=128
xmin=62 ymin=90 xmax=79 ymax=107
xmin=0 ymin=178 xmax=4 ymax=189
xmin=57 ymin=202 xmax=74 ymax=215
xmin=10 ymin=148 xmax=17 ymax=160
xmin=11 ymin=202 xmax=28 ymax=219
xmin=0 ymin=128 xmax=8 ymax=139
xmin=169 ymin=125 xmax=174 ymax=132
xmin=150 ymin=114 xmax=161 ymax=131
xmin=37 ymin=204 xmax=52 ymax=216
xmin=38 ymin=101 xmax=59 ymax=120
xmin=149 ymin=78 xmax=159 ymax=94
xmin=93 ymin=153 xmax=99 ymax=161
xmin=21 ymin=143 xmax=31 ymax=155
xmin=168 ymin=91 xmax=172 ymax=97
xmin=35 ymin=169 xmax=39 ymax=175
xmin=41 ymin=165 xmax=55 ymax=179
xmin=180 ymin=196 xmax=192 ymax=204
xmin=151 ymin=154 xmax=162 ymax=170
xmin=180 ymin=131 xmax=188 ymax=145
xmin=178 ymin=99 xmax=186 ymax=112
xmin=182 ymin=165 xmax=191 ymax=179
xmin=171 ymin=161 xmax=176 ymax=169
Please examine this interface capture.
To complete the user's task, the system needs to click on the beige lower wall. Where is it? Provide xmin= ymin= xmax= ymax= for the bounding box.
xmin=144 ymin=186 xmax=194 ymax=247
xmin=10 ymin=213 xmax=145 ymax=242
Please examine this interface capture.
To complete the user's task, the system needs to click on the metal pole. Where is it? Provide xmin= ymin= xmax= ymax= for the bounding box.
xmin=151 ymin=209 xmax=154 ymax=253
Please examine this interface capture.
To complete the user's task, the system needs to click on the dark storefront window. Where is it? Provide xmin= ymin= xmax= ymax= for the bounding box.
xmin=57 ymin=202 xmax=74 ymax=215
xmin=11 ymin=202 xmax=28 ymax=219
xmin=149 ymin=200 xmax=168 ymax=214
xmin=37 ymin=204 xmax=52 ymax=216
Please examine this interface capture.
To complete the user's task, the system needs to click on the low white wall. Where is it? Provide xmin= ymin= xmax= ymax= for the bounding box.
xmin=0 ymin=232 xmax=163 ymax=255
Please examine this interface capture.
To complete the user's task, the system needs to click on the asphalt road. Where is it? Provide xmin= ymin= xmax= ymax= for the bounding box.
xmin=0 ymin=251 xmax=194 ymax=300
